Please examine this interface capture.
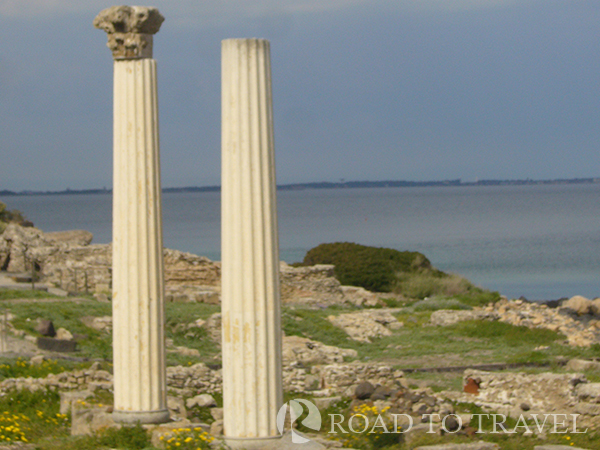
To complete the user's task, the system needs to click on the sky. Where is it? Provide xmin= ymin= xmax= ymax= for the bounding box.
xmin=0 ymin=0 xmax=599 ymax=191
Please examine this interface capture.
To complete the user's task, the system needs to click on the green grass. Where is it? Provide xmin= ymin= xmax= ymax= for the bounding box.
xmin=0 ymin=288 xmax=62 ymax=301
xmin=0 ymin=357 xmax=87 ymax=380
xmin=282 ymin=308 xmax=359 ymax=352
xmin=0 ymin=389 xmax=70 ymax=445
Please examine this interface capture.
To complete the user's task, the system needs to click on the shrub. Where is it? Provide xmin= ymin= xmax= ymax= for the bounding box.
xmin=301 ymin=242 xmax=432 ymax=292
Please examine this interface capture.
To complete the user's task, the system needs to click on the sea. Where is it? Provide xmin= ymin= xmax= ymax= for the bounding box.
xmin=4 ymin=183 xmax=600 ymax=301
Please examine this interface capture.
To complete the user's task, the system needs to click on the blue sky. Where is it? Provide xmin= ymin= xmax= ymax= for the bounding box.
xmin=0 ymin=0 xmax=598 ymax=191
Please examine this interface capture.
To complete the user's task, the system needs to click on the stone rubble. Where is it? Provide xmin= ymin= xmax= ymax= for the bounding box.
xmin=327 ymin=310 xmax=402 ymax=343
xmin=442 ymin=369 xmax=600 ymax=430
xmin=1 ymin=223 xmax=382 ymax=306
xmin=430 ymin=297 xmax=600 ymax=347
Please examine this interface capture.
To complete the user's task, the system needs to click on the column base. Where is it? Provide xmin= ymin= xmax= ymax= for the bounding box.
xmin=112 ymin=409 xmax=170 ymax=424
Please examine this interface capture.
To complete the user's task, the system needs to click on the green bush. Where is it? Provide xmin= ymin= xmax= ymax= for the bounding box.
xmin=301 ymin=242 xmax=433 ymax=292
xmin=0 ymin=200 xmax=30 ymax=228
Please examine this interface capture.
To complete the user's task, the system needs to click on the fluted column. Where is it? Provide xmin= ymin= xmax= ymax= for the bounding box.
xmin=94 ymin=6 xmax=168 ymax=424
xmin=221 ymin=39 xmax=283 ymax=449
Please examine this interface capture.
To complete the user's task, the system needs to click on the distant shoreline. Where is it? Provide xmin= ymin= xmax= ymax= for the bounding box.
xmin=1 ymin=177 xmax=599 ymax=196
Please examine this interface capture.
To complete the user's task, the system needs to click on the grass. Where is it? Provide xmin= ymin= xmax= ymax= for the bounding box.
xmin=0 ymin=289 xmax=62 ymax=301
xmin=0 ymin=357 xmax=88 ymax=380
xmin=4 ymin=287 xmax=600 ymax=449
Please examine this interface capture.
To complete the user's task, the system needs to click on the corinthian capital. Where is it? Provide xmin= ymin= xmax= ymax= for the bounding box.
xmin=93 ymin=6 xmax=164 ymax=60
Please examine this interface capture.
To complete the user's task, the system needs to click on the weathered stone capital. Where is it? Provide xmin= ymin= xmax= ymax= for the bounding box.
xmin=93 ymin=6 xmax=164 ymax=60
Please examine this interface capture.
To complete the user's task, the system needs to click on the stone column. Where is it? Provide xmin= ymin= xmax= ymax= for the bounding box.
xmin=221 ymin=39 xmax=283 ymax=449
xmin=94 ymin=6 xmax=169 ymax=424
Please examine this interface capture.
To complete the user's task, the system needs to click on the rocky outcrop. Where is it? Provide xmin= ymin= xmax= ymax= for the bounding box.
xmin=282 ymin=335 xmax=357 ymax=365
xmin=2 ymin=224 xmax=383 ymax=306
xmin=327 ymin=310 xmax=403 ymax=343
xmin=280 ymin=262 xmax=381 ymax=306
xmin=430 ymin=309 xmax=496 ymax=326
xmin=430 ymin=298 xmax=600 ymax=347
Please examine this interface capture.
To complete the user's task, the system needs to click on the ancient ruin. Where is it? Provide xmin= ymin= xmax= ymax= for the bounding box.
xmin=94 ymin=5 xmax=169 ymax=424
xmin=220 ymin=38 xmax=283 ymax=448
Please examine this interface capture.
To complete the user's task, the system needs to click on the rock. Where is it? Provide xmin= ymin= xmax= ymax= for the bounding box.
xmin=566 ymin=358 xmax=600 ymax=372
xmin=167 ymin=396 xmax=187 ymax=418
xmin=429 ymin=309 xmax=494 ymax=326
xmin=203 ymin=313 xmax=222 ymax=343
xmin=45 ymin=230 xmax=93 ymax=246
xmin=56 ymin=327 xmax=73 ymax=341
xmin=186 ymin=394 xmax=217 ymax=409
xmin=30 ymin=355 xmax=46 ymax=365
xmin=313 ymin=396 xmax=341 ymax=410
xmin=590 ymin=298 xmax=600 ymax=316
xmin=173 ymin=346 xmax=200 ymax=357
xmin=442 ymin=415 xmax=461 ymax=432
xmin=327 ymin=310 xmax=400 ymax=343
xmin=355 ymin=381 xmax=375 ymax=399
xmin=282 ymin=335 xmax=357 ymax=365
xmin=60 ymin=390 xmax=93 ymax=414
xmin=520 ymin=402 xmax=531 ymax=411
xmin=576 ymin=383 xmax=600 ymax=403
xmin=71 ymin=404 xmax=116 ymax=436
xmin=80 ymin=316 xmax=112 ymax=332
xmin=563 ymin=295 xmax=592 ymax=315
xmin=210 ymin=419 xmax=223 ymax=437
xmin=36 ymin=337 xmax=77 ymax=353
xmin=210 ymin=407 xmax=223 ymax=421
xmin=36 ymin=319 xmax=56 ymax=337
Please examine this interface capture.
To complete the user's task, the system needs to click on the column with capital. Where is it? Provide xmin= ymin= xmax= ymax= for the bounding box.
xmin=221 ymin=38 xmax=283 ymax=449
xmin=94 ymin=5 xmax=169 ymax=424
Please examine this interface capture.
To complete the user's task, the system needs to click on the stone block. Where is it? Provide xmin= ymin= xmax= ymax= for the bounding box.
xmin=186 ymin=394 xmax=217 ymax=409
xmin=60 ymin=390 xmax=93 ymax=414
xmin=71 ymin=405 xmax=117 ymax=435
xmin=37 ymin=336 xmax=77 ymax=352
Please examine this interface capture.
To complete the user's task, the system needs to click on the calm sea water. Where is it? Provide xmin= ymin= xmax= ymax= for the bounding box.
xmin=4 ymin=184 xmax=600 ymax=301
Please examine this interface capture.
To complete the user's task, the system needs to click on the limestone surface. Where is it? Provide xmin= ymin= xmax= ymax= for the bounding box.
xmin=93 ymin=6 xmax=164 ymax=59
xmin=327 ymin=310 xmax=402 ymax=343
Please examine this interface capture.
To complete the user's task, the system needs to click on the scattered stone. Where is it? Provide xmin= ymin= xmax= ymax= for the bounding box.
xmin=210 ymin=419 xmax=223 ymax=437
xmin=30 ymin=355 xmax=46 ymax=365
xmin=430 ymin=309 xmax=496 ymax=326
xmin=210 ymin=407 xmax=223 ymax=421
xmin=56 ymin=327 xmax=73 ymax=341
xmin=563 ymin=295 xmax=592 ymax=315
xmin=186 ymin=394 xmax=217 ymax=409
xmin=283 ymin=335 xmax=357 ymax=365
xmin=71 ymin=404 xmax=116 ymax=436
xmin=167 ymin=396 xmax=187 ymax=419
xmin=80 ymin=316 xmax=112 ymax=332
xmin=60 ymin=390 xmax=93 ymax=414
xmin=355 ymin=381 xmax=375 ymax=399
xmin=313 ymin=396 xmax=341 ymax=410
xmin=36 ymin=319 xmax=56 ymax=337
xmin=566 ymin=358 xmax=600 ymax=372
xmin=327 ymin=310 xmax=400 ymax=342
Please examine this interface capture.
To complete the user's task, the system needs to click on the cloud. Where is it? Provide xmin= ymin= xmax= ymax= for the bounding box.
xmin=0 ymin=0 xmax=517 ymax=23
xmin=0 ymin=0 xmax=366 ymax=22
